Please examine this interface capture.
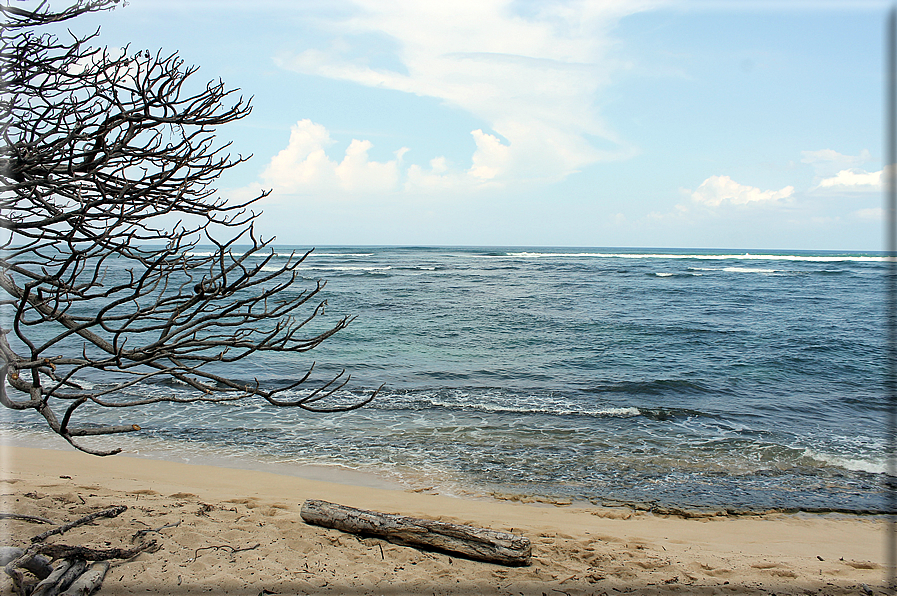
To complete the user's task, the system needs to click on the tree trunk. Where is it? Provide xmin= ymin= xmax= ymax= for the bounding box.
xmin=300 ymin=499 xmax=531 ymax=566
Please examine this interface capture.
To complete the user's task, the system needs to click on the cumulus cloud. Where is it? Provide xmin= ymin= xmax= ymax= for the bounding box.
xmin=468 ymin=129 xmax=511 ymax=181
xmin=274 ymin=0 xmax=653 ymax=188
xmin=402 ymin=129 xmax=513 ymax=191
xmin=801 ymin=148 xmax=882 ymax=192
xmin=814 ymin=168 xmax=882 ymax=191
xmin=260 ymin=120 xmax=537 ymax=195
xmin=691 ymin=175 xmax=794 ymax=207
xmin=261 ymin=119 xmax=404 ymax=193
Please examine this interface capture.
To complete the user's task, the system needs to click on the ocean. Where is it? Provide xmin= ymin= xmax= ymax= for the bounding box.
xmin=1 ymin=246 xmax=888 ymax=514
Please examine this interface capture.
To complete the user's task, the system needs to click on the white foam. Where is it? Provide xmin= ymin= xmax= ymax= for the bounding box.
xmin=803 ymin=448 xmax=886 ymax=474
xmin=300 ymin=266 xmax=392 ymax=272
xmin=55 ymin=377 xmax=95 ymax=390
xmin=417 ymin=398 xmax=641 ymax=418
xmin=597 ymin=407 xmax=642 ymax=417
xmin=490 ymin=251 xmax=888 ymax=263
xmin=183 ymin=250 xmax=298 ymax=258
xmin=721 ymin=267 xmax=778 ymax=273
xmin=260 ymin=265 xmax=392 ymax=273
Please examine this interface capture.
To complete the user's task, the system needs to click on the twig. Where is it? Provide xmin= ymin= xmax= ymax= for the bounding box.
xmin=189 ymin=543 xmax=260 ymax=563
xmin=0 ymin=513 xmax=56 ymax=525
xmin=31 ymin=505 xmax=127 ymax=543
xmin=131 ymin=520 xmax=181 ymax=542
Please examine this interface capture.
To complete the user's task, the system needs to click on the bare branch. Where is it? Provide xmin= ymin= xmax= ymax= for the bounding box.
xmin=31 ymin=505 xmax=127 ymax=543
xmin=0 ymin=0 xmax=378 ymax=454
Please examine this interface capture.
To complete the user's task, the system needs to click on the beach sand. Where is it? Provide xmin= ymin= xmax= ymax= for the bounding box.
xmin=0 ymin=445 xmax=887 ymax=595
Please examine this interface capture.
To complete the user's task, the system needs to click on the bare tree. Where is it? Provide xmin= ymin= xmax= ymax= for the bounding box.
xmin=0 ymin=0 xmax=378 ymax=455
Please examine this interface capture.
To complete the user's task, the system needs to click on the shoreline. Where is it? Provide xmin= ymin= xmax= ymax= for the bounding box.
xmin=2 ymin=432 xmax=886 ymax=517
xmin=0 ymin=445 xmax=889 ymax=594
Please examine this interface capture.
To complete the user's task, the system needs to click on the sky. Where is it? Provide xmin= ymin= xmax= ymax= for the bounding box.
xmin=56 ymin=0 xmax=889 ymax=250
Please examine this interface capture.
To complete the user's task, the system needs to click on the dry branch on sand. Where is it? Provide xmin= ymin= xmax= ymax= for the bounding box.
xmin=2 ymin=505 xmax=154 ymax=596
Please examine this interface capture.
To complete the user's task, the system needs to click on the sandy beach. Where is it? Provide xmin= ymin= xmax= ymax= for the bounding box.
xmin=0 ymin=445 xmax=887 ymax=595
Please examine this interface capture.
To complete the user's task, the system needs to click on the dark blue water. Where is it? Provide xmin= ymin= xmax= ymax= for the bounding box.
xmin=2 ymin=247 xmax=887 ymax=513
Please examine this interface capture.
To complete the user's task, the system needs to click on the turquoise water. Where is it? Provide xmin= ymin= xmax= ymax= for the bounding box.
xmin=2 ymin=247 xmax=887 ymax=512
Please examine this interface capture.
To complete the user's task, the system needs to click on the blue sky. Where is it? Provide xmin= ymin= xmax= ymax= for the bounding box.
xmin=66 ymin=0 xmax=888 ymax=250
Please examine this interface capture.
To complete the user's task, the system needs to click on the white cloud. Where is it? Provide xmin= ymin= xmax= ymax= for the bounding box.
xmin=814 ymin=168 xmax=882 ymax=191
xmin=801 ymin=148 xmax=870 ymax=170
xmin=853 ymin=207 xmax=884 ymax=221
xmin=261 ymin=119 xmax=403 ymax=193
xmin=691 ymin=175 xmax=794 ymax=207
xmin=275 ymin=0 xmax=653 ymax=189
xmin=803 ymin=149 xmax=867 ymax=163
xmin=797 ymin=148 xmax=887 ymax=193
xmin=403 ymin=128 xmax=513 ymax=190
xmin=468 ymin=129 xmax=510 ymax=181
xmin=260 ymin=121 xmax=531 ymax=195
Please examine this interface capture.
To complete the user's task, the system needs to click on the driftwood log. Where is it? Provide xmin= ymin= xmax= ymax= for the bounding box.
xmin=37 ymin=541 xmax=155 ymax=562
xmin=31 ymin=559 xmax=81 ymax=596
xmin=59 ymin=562 xmax=109 ymax=596
xmin=300 ymin=499 xmax=531 ymax=566
xmin=0 ymin=546 xmax=52 ymax=579
xmin=32 ymin=559 xmax=86 ymax=596
xmin=31 ymin=559 xmax=73 ymax=596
